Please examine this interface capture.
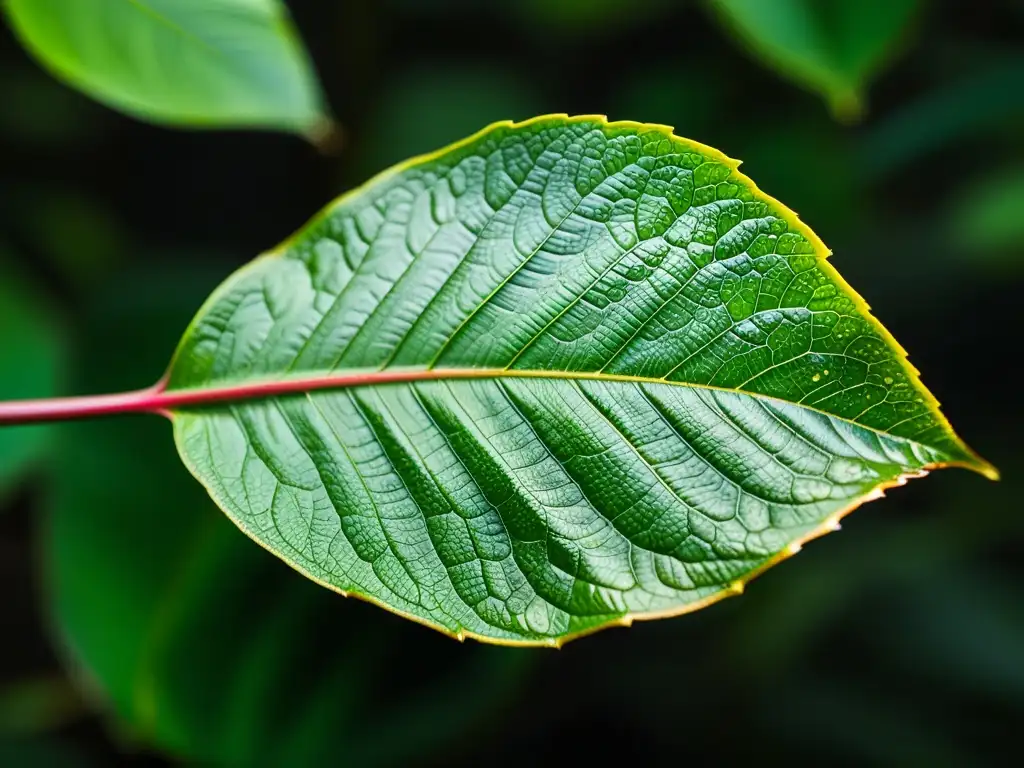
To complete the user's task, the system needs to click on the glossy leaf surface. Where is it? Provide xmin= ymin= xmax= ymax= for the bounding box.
xmin=166 ymin=116 xmax=991 ymax=645
xmin=3 ymin=0 xmax=327 ymax=136
xmin=48 ymin=268 xmax=531 ymax=763
xmin=708 ymin=0 xmax=920 ymax=118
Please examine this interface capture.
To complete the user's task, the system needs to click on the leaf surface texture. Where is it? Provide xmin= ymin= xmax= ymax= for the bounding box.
xmin=167 ymin=116 xmax=990 ymax=645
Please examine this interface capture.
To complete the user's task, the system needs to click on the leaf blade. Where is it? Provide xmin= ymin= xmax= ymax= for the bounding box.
xmin=166 ymin=116 xmax=992 ymax=645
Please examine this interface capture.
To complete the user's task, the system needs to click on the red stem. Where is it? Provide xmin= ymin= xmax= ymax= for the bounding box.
xmin=0 ymin=368 xmax=513 ymax=427
xmin=0 ymin=383 xmax=171 ymax=426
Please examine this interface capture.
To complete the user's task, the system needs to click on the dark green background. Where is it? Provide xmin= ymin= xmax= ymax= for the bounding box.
xmin=1 ymin=1 xmax=1021 ymax=765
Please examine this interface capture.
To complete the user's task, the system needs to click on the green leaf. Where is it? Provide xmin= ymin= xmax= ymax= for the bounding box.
xmin=0 ymin=256 xmax=62 ymax=501
xmin=47 ymin=265 xmax=531 ymax=763
xmin=162 ymin=116 xmax=992 ymax=646
xmin=3 ymin=0 xmax=328 ymax=139
xmin=707 ymin=0 xmax=920 ymax=119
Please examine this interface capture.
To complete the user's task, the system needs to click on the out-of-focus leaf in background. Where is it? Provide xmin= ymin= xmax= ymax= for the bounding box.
xmin=45 ymin=266 xmax=534 ymax=764
xmin=707 ymin=0 xmax=921 ymax=119
xmin=0 ymin=254 xmax=62 ymax=502
xmin=947 ymin=167 xmax=1024 ymax=268
xmin=858 ymin=56 xmax=1024 ymax=181
xmin=2 ymin=0 xmax=329 ymax=140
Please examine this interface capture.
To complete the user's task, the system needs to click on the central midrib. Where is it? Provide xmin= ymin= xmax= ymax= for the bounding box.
xmin=162 ymin=366 xmax=950 ymax=460
xmin=165 ymin=365 xmax=763 ymax=406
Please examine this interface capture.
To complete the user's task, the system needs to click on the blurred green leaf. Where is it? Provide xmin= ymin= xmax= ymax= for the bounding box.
xmin=948 ymin=167 xmax=1024 ymax=264
xmin=3 ymin=0 xmax=329 ymax=140
xmin=859 ymin=57 xmax=1024 ymax=180
xmin=0 ymin=255 xmax=62 ymax=502
xmin=45 ymin=264 xmax=533 ymax=765
xmin=707 ymin=0 xmax=920 ymax=119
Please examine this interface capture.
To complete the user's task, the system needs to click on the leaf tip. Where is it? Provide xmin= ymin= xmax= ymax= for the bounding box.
xmin=962 ymin=456 xmax=1001 ymax=482
xmin=925 ymin=446 xmax=1000 ymax=483
xmin=950 ymin=445 xmax=1001 ymax=482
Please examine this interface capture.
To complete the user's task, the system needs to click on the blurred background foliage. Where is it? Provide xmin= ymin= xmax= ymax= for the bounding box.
xmin=0 ymin=0 xmax=1021 ymax=765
